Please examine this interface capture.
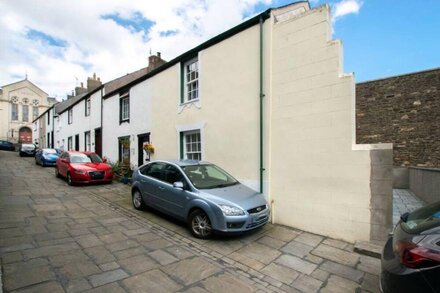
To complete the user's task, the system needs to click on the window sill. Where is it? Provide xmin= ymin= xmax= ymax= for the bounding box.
xmin=178 ymin=99 xmax=201 ymax=113
xmin=119 ymin=119 xmax=130 ymax=125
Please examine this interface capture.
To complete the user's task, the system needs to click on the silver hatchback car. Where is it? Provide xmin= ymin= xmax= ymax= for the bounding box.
xmin=131 ymin=160 xmax=270 ymax=239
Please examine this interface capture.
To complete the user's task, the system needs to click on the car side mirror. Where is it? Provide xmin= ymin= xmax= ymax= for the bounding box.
xmin=102 ymin=158 xmax=107 ymax=163
xmin=173 ymin=182 xmax=184 ymax=190
xmin=400 ymin=212 xmax=410 ymax=223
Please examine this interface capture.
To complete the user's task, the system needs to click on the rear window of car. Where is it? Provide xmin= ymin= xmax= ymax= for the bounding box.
xmin=401 ymin=201 xmax=440 ymax=234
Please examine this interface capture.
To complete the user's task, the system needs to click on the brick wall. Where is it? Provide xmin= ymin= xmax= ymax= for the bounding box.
xmin=356 ymin=68 xmax=440 ymax=167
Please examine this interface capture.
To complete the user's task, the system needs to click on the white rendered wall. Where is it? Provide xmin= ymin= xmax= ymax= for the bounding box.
xmin=102 ymin=81 xmax=152 ymax=166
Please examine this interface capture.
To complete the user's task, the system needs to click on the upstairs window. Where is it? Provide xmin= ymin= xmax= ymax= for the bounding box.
xmin=33 ymin=106 xmax=39 ymax=120
xmin=68 ymin=109 xmax=73 ymax=124
xmin=22 ymin=105 xmax=29 ymax=122
xmin=85 ymin=98 xmax=91 ymax=117
xmin=47 ymin=109 xmax=50 ymax=125
xmin=11 ymin=104 xmax=18 ymax=121
xmin=119 ymin=93 xmax=130 ymax=123
xmin=181 ymin=58 xmax=199 ymax=103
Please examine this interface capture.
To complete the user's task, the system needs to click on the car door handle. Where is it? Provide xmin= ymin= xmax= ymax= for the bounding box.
xmin=158 ymin=186 xmax=165 ymax=190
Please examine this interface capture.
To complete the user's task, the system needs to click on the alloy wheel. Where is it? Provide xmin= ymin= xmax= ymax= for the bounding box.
xmin=191 ymin=213 xmax=212 ymax=238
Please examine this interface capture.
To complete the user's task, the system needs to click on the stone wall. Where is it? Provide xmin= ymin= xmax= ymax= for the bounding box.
xmin=356 ymin=68 xmax=440 ymax=167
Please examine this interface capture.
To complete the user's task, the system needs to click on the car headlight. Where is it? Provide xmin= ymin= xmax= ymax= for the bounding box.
xmin=219 ymin=205 xmax=245 ymax=216
xmin=73 ymin=170 xmax=86 ymax=174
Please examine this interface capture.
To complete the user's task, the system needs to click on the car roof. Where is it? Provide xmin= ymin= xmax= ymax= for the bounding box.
xmin=151 ymin=160 xmax=212 ymax=167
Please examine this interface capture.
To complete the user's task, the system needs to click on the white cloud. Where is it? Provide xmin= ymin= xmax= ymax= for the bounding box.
xmin=332 ymin=0 xmax=363 ymax=22
xmin=0 ymin=0 xmax=272 ymax=99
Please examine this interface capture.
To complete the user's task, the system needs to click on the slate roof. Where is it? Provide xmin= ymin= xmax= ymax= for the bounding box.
xmin=55 ymin=92 xmax=88 ymax=115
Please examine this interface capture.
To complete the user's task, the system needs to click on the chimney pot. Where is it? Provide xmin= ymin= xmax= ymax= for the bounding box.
xmin=157 ymin=52 xmax=161 ymax=58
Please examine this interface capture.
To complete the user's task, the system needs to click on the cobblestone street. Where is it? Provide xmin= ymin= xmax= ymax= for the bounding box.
xmin=0 ymin=150 xmax=381 ymax=292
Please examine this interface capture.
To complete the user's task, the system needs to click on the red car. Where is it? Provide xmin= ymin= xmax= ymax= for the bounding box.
xmin=55 ymin=151 xmax=113 ymax=185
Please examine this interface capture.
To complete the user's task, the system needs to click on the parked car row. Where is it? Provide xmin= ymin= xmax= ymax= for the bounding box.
xmin=0 ymin=140 xmax=15 ymax=151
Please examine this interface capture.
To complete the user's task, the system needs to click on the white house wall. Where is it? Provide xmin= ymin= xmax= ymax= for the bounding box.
xmin=102 ymin=81 xmax=152 ymax=166
xmin=56 ymin=91 xmax=101 ymax=151
xmin=269 ymin=5 xmax=392 ymax=242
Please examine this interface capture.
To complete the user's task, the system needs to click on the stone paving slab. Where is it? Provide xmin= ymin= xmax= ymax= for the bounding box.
xmin=0 ymin=151 xmax=381 ymax=292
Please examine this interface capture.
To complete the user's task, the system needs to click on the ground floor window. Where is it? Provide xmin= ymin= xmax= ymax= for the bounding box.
xmin=84 ymin=131 xmax=91 ymax=151
xmin=67 ymin=136 xmax=72 ymax=151
xmin=118 ymin=136 xmax=130 ymax=165
xmin=180 ymin=130 xmax=201 ymax=160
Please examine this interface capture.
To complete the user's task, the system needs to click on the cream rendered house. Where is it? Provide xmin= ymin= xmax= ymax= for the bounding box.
xmin=102 ymin=2 xmax=392 ymax=243
xmin=0 ymin=79 xmax=55 ymax=144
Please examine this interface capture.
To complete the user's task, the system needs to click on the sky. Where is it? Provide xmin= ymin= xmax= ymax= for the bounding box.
xmin=1 ymin=0 xmax=440 ymax=99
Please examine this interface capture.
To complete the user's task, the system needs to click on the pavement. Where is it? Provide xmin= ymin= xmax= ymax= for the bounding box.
xmin=0 ymin=150 xmax=381 ymax=292
xmin=393 ymin=189 xmax=426 ymax=225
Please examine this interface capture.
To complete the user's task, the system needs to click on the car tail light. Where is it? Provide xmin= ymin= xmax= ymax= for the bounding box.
xmin=396 ymin=240 xmax=440 ymax=269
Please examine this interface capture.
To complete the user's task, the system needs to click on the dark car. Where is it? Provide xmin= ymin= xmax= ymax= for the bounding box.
xmin=131 ymin=160 xmax=269 ymax=239
xmin=19 ymin=144 xmax=37 ymax=157
xmin=0 ymin=140 xmax=15 ymax=151
xmin=35 ymin=148 xmax=59 ymax=167
xmin=381 ymin=201 xmax=440 ymax=293
xmin=55 ymin=151 xmax=113 ymax=185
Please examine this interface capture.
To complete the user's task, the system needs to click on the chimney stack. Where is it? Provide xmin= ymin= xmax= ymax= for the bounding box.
xmin=147 ymin=52 xmax=166 ymax=73
xmin=87 ymin=73 xmax=102 ymax=91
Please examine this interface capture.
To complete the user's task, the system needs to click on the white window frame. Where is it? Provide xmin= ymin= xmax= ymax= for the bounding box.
xmin=184 ymin=58 xmax=199 ymax=103
xmin=11 ymin=103 xmax=18 ymax=121
xmin=120 ymin=95 xmax=129 ymax=122
xmin=67 ymin=137 xmax=72 ymax=151
xmin=68 ymin=109 xmax=73 ymax=124
xmin=32 ymin=106 xmax=39 ymax=120
xmin=85 ymin=98 xmax=91 ymax=117
xmin=183 ymin=130 xmax=202 ymax=160
xmin=84 ymin=131 xmax=91 ymax=151
xmin=22 ymin=105 xmax=29 ymax=122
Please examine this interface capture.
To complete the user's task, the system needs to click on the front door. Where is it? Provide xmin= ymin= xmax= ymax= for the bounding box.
xmin=137 ymin=133 xmax=150 ymax=167
xmin=75 ymin=134 xmax=79 ymax=151
xmin=94 ymin=128 xmax=102 ymax=157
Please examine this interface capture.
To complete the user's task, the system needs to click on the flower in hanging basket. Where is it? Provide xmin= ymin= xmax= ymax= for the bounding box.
xmin=143 ymin=143 xmax=155 ymax=154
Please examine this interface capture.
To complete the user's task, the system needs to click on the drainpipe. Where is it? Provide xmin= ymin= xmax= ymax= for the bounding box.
xmin=259 ymin=15 xmax=265 ymax=194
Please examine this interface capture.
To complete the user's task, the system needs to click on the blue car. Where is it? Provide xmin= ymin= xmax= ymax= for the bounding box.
xmin=131 ymin=160 xmax=270 ymax=239
xmin=35 ymin=148 xmax=59 ymax=167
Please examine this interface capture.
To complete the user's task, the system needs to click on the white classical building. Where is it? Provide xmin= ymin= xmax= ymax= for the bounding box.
xmin=0 ymin=79 xmax=56 ymax=144
xmin=100 ymin=2 xmax=393 ymax=243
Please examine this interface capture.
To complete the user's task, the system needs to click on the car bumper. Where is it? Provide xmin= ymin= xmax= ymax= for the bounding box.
xmin=214 ymin=207 xmax=270 ymax=233
xmin=71 ymin=172 xmax=113 ymax=184
xmin=380 ymin=236 xmax=434 ymax=293
xmin=20 ymin=152 xmax=35 ymax=156
xmin=42 ymin=159 xmax=57 ymax=166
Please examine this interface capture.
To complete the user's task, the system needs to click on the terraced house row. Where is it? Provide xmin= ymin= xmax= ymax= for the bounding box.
xmin=32 ymin=2 xmax=393 ymax=244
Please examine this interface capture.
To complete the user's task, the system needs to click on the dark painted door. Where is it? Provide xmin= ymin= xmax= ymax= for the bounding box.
xmin=95 ymin=128 xmax=102 ymax=157
xmin=137 ymin=133 xmax=150 ymax=166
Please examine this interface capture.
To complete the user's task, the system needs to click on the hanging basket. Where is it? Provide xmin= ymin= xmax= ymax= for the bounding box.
xmin=143 ymin=143 xmax=155 ymax=154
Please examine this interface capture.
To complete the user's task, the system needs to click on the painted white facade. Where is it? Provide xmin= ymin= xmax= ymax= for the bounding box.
xmin=0 ymin=79 xmax=55 ymax=143
xmin=55 ymin=90 xmax=102 ymax=152
xmin=102 ymin=80 xmax=153 ymax=166
xmin=100 ymin=2 xmax=392 ymax=242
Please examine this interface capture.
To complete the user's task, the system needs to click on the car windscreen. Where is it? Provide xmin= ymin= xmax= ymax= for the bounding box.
xmin=43 ymin=149 xmax=57 ymax=154
xmin=181 ymin=164 xmax=238 ymax=189
xmin=70 ymin=154 xmax=92 ymax=163
xmin=87 ymin=153 xmax=103 ymax=163
xmin=21 ymin=144 xmax=35 ymax=150
xmin=401 ymin=201 xmax=440 ymax=234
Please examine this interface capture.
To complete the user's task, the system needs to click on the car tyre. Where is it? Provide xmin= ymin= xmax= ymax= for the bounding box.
xmin=189 ymin=209 xmax=213 ymax=239
xmin=132 ymin=189 xmax=146 ymax=210
xmin=67 ymin=172 xmax=74 ymax=186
